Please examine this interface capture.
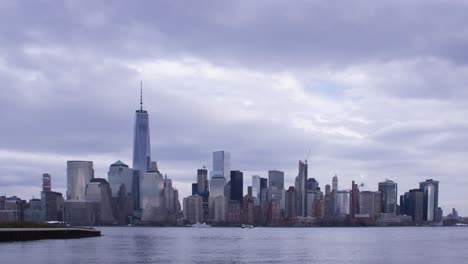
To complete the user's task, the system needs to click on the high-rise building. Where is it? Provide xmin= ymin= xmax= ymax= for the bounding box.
xmin=85 ymin=178 xmax=115 ymax=224
xmin=140 ymin=168 xmax=164 ymax=212
xmin=107 ymin=160 xmax=136 ymax=200
xmin=197 ymin=167 xmax=209 ymax=194
xmin=41 ymin=191 xmax=64 ymax=222
xmin=183 ymin=195 xmax=203 ymax=224
xmin=408 ymin=189 xmax=424 ymax=225
xmin=252 ymin=175 xmax=261 ymax=205
xmin=419 ymin=179 xmax=439 ymax=222
xmin=294 ymin=160 xmax=308 ymax=217
xmin=359 ymin=191 xmax=381 ymax=219
xmin=268 ymin=170 xmax=284 ymax=190
xmin=350 ymin=181 xmax=360 ymax=218
xmin=192 ymin=183 xmax=198 ymax=195
xmin=230 ymin=170 xmax=243 ymax=204
xmin=42 ymin=173 xmax=51 ymax=192
xmin=210 ymin=151 xmax=231 ymax=197
xmin=132 ymin=85 xmax=152 ymax=209
xmin=332 ymin=175 xmax=338 ymax=191
xmin=378 ymin=179 xmax=398 ymax=214
xmin=66 ymin=161 xmax=94 ymax=200
xmin=212 ymin=151 xmax=231 ymax=179
xmin=335 ymin=190 xmax=351 ymax=216
xmin=260 ymin=177 xmax=268 ymax=204
xmin=209 ymin=195 xmax=228 ymax=222
xmin=307 ymin=178 xmax=319 ymax=193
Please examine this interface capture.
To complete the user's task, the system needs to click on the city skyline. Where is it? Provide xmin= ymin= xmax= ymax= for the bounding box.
xmin=2 ymin=1 xmax=468 ymax=216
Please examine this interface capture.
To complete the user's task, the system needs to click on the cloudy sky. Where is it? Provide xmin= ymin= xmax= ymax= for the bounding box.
xmin=1 ymin=0 xmax=468 ymax=215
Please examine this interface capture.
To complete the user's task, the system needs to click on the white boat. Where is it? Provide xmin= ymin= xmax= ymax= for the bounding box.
xmin=241 ymin=224 xmax=254 ymax=229
xmin=455 ymin=223 xmax=467 ymax=226
xmin=191 ymin=222 xmax=211 ymax=228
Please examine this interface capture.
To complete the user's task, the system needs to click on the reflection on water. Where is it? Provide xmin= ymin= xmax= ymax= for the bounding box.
xmin=1 ymin=227 xmax=468 ymax=263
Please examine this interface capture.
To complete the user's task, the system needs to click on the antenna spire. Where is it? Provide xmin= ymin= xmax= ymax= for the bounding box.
xmin=140 ymin=81 xmax=143 ymax=111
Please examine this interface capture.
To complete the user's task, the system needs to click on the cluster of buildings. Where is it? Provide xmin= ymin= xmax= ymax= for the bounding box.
xmin=183 ymin=151 xmax=445 ymax=226
xmin=0 ymin=88 xmax=461 ymax=227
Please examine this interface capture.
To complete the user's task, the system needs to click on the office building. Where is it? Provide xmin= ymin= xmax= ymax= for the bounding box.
xmin=294 ymin=160 xmax=308 ymax=217
xmin=408 ymin=189 xmax=424 ymax=224
xmin=230 ymin=170 xmax=243 ymax=204
xmin=42 ymin=173 xmax=51 ymax=192
xmin=210 ymin=151 xmax=230 ymax=197
xmin=41 ymin=191 xmax=64 ymax=222
xmin=335 ymin=190 xmax=351 ymax=216
xmin=268 ymin=170 xmax=284 ymax=190
xmin=197 ymin=167 xmax=209 ymax=194
xmin=183 ymin=195 xmax=203 ymax=224
xmin=419 ymin=179 xmax=439 ymax=222
xmin=378 ymin=179 xmax=398 ymax=214
xmin=133 ymin=86 xmax=152 ymax=209
xmin=66 ymin=161 xmax=94 ymax=200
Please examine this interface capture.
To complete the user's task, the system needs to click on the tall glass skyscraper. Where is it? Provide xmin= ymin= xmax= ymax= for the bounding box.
xmin=132 ymin=85 xmax=151 ymax=209
xmin=378 ymin=179 xmax=398 ymax=214
xmin=294 ymin=160 xmax=308 ymax=217
xmin=66 ymin=161 xmax=94 ymax=200
xmin=419 ymin=179 xmax=439 ymax=222
xmin=210 ymin=151 xmax=231 ymax=197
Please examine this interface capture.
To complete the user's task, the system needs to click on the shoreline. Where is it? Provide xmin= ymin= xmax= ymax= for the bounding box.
xmin=0 ymin=228 xmax=101 ymax=242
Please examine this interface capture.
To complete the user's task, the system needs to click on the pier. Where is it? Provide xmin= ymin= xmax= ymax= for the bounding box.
xmin=0 ymin=228 xmax=101 ymax=242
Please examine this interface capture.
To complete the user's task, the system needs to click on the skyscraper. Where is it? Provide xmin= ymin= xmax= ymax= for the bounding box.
xmin=230 ymin=170 xmax=244 ymax=205
xmin=408 ymin=189 xmax=424 ymax=225
xmin=419 ymin=179 xmax=439 ymax=222
xmin=294 ymin=160 xmax=308 ymax=217
xmin=197 ymin=167 xmax=209 ymax=194
xmin=42 ymin=173 xmax=51 ymax=192
xmin=210 ymin=151 xmax=230 ymax=197
xmin=378 ymin=179 xmax=398 ymax=214
xmin=107 ymin=160 xmax=135 ymax=198
xmin=268 ymin=170 xmax=284 ymax=190
xmin=132 ymin=84 xmax=151 ymax=209
xmin=332 ymin=174 xmax=338 ymax=191
xmin=66 ymin=161 xmax=94 ymax=200
xmin=252 ymin=175 xmax=261 ymax=205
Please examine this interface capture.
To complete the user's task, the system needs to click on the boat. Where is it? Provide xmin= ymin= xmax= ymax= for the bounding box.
xmin=191 ymin=222 xmax=211 ymax=228
xmin=241 ymin=224 xmax=254 ymax=229
xmin=455 ymin=223 xmax=467 ymax=226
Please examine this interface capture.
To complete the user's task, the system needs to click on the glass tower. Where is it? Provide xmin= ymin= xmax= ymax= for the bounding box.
xmin=378 ymin=179 xmax=398 ymax=214
xmin=132 ymin=85 xmax=151 ymax=209
xmin=66 ymin=161 xmax=94 ymax=200
xmin=210 ymin=151 xmax=231 ymax=197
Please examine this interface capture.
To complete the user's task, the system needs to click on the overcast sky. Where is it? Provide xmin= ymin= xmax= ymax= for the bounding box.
xmin=1 ymin=0 xmax=468 ymax=215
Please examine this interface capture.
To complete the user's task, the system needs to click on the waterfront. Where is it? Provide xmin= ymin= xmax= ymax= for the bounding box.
xmin=1 ymin=227 xmax=468 ymax=263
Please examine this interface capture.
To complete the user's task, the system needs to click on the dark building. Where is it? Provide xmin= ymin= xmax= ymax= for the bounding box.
xmin=268 ymin=170 xmax=285 ymax=190
xmin=408 ymin=189 xmax=424 ymax=225
xmin=41 ymin=191 xmax=64 ymax=222
xmin=197 ymin=168 xmax=209 ymax=194
xmin=247 ymin=186 xmax=252 ymax=196
xmin=42 ymin=173 xmax=51 ymax=192
xmin=307 ymin=178 xmax=319 ymax=192
xmin=260 ymin=178 xmax=268 ymax=204
xmin=230 ymin=170 xmax=243 ymax=204
xmin=191 ymin=183 xmax=198 ymax=196
xmin=378 ymin=180 xmax=398 ymax=214
xmin=350 ymin=181 xmax=360 ymax=218
xmin=419 ymin=179 xmax=439 ymax=222
xmin=285 ymin=187 xmax=297 ymax=218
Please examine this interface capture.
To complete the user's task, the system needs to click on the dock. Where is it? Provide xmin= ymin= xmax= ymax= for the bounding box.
xmin=0 ymin=228 xmax=101 ymax=242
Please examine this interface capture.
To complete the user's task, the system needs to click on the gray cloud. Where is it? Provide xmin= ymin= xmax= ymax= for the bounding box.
xmin=1 ymin=0 xmax=467 ymax=214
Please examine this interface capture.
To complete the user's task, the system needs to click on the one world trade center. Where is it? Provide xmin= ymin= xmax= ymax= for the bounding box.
xmin=133 ymin=82 xmax=151 ymax=209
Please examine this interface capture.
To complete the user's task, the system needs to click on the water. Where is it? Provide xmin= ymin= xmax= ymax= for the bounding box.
xmin=1 ymin=227 xmax=468 ymax=263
